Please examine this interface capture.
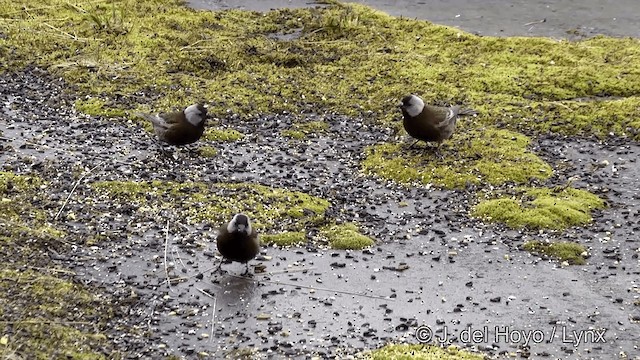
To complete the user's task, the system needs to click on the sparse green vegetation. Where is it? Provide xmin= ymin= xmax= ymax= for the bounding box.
xmin=281 ymin=120 xmax=329 ymax=139
xmin=261 ymin=231 xmax=306 ymax=246
xmin=75 ymin=97 xmax=126 ymax=117
xmin=523 ymin=241 xmax=588 ymax=265
xmin=203 ymin=128 xmax=245 ymax=142
xmin=1 ymin=172 xmax=116 ymax=359
xmin=1 ymin=0 xmax=638 ymax=139
xmin=320 ymin=223 xmax=374 ymax=249
xmin=364 ymin=344 xmax=485 ymax=360
xmin=473 ymin=187 xmax=605 ymax=229
xmin=198 ymin=145 xmax=218 ymax=157
xmin=0 ymin=269 xmax=113 ymax=359
xmin=0 ymin=172 xmax=63 ymax=241
xmin=281 ymin=129 xmax=306 ymax=139
xmin=91 ymin=180 xmax=330 ymax=233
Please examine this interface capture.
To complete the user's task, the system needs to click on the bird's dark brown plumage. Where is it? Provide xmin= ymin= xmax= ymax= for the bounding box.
xmin=216 ymin=214 xmax=259 ymax=275
xmin=399 ymin=94 xmax=475 ymax=146
xmin=136 ymin=104 xmax=207 ymax=146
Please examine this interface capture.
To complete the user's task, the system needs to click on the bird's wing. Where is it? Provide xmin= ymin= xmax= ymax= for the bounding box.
xmin=431 ymin=106 xmax=458 ymax=129
xmin=135 ymin=112 xmax=170 ymax=130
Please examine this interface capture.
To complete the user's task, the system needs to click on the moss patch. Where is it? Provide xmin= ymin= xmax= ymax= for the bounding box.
xmin=320 ymin=223 xmax=374 ymax=250
xmin=364 ymin=344 xmax=485 ymax=360
xmin=0 ymin=171 xmax=118 ymax=359
xmin=203 ymin=128 xmax=245 ymax=142
xmin=0 ymin=270 xmax=113 ymax=360
xmin=198 ymin=145 xmax=218 ymax=157
xmin=473 ymin=187 xmax=605 ymax=230
xmin=363 ymin=128 xmax=552 ymax=188
xmin=281 ymin=120 xmax=329 ymax=139
xmin=91 ymin=180 xmax=330 ymax=234
xmin=75 ymin=97 xmax=126 ymax=117
xmin=0 ymin=172 xmax=63 ymax=241
xmin=523 ymin=241 xmax=588 ymax=265
xmin=281 ymin=129 xmax=306 ymax=139
xmin=1 ymin=1 xmax=638 ymax=140
xmin=261 ymin=231 xmax=306 ymax=246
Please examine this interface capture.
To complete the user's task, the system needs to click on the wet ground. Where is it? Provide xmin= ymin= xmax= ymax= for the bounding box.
xmin=188 ymin=0 xmax=640 ymax=39
xmin=1 ymin=68 xmax=639 ymax=358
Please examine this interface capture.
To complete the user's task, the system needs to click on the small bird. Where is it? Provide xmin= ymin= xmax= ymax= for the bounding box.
xmin=135 ymin=104 xmax=207 ymax=146
xmin=216 ymin=213 xmax=260 ymax=275
xmin=399 ymin=94 xmax=476 ymax=148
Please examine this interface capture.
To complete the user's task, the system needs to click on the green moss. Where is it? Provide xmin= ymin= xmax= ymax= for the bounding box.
xmin=281 ymin=121 xmax=329 ymax=139
xmin=1 ymin=1 xmax=637 ymax=140
xmin=91 ymin=180 xmax=330 ymax=234
xmin=203 ymin=128 xmax=245 ymax=142
xmin=0 ymin=171 xmax=42 ymax=193
xmin=362 ymin=128 xmax=552 ymax=188
xmin=75 ymin=97 xmax=126 ymax=117
xmin=523 ymin=241 xmax=588 ymax=265
xmin=261 ymin=231 xmax=306 ymax=246
xmin=281 ymin=129 xmax=306 ymax=139
xmin=473 ymin=187 xmax=605 ymax=230
xmin=198 ymin=145 xmax=218 ymax=157
xmin=320 ymin=223 xmax=374 ymax=250
xmin=364 ymin=344 xmax=485 ymax=360
xmin=297 ymin=120 xmax=329 ymax=133
xmin=0 ymin=270 xmax=110 ymax=360
xmin=0 ymin=172 xmax=63 ymax=241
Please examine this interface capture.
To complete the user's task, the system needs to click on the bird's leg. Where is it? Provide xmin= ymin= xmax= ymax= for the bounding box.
xmin=433 ymin=142 xmax=445 ymax=160
xmin=184 ymin=144 xmax=200 ymax=157
xmin=241 ymin=263 xmax=253 ymax=277
xmin=215 ymin=260 xmax=224 ymax=273
xmin=155 ymin=142 xmax=177 ymax=161
xmin=408 ymin=139 xmax=421 ymax=149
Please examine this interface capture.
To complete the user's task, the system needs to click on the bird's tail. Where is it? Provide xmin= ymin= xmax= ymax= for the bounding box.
xmin=134 ymin=112 xmax=167 ymax=129
xmin=134 ymin=112 xmax=154 ymax=122
xmin=459 ymin=108 xmax=478 ymax=116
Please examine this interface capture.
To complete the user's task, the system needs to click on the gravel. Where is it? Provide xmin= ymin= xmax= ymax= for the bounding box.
xmin=1 ymin=67 xmax=639 ymax=358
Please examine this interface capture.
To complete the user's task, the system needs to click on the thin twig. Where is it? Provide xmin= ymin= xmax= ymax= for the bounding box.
xmin=41 ymin=22 xmax=94 ymax=42
xmin=194 ymin=288 xmax=217 ymax=341
xmin=210 ymin=295 xmax=217 ymax=341
xmin=548 ymin=101 xmax=573 ymax=111
xmin=171 ymin=246 xmax=188 ymax=269
xmin=265 ymin=267 xmax=315 ymax=275
xmin=523 ymin=18 xmax=546 ymax=26
xmin=27 ymin=266 xmax=76 ymax=275
xmin=195 ymin=287 xmax=215 ymax=299
xmin=54 ymin=162 xmax=103 ymax=221
xmin=179 ymin=39 xmax=207 ymax=50
xmin=227 ymin=274 xmax=391 ymax=301
xmin=164 ymin=219 xmax=174 ymax=293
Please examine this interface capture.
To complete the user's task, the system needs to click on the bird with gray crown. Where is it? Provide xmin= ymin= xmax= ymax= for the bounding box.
xmin=216 ymin=213 xmax=260 ymax=276
xmin=399 ymin=94 xmax=476 ymax=149
xmin=135 ymin=103 xmax=207 ymax=146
